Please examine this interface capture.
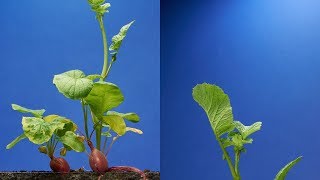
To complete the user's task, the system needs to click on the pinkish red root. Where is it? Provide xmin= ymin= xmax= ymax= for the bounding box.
xmin=108 ymin=166 xmax=146 ymax=180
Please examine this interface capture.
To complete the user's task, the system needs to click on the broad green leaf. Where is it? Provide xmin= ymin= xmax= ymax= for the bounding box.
xmin=53 ymin=70 xmax=94 ymax=100
xmin=234 ymin=121 xmax=262 ymax=139
xmin=126 ymin=127 xmax=143 ymax=135
xmin=192 ymin=83 xmax=235 ymax=137
xmin=102 ymin=115 xmax=126 ymax=136
xmin=22 ymin=117 xmax=65 ymax=144
xmin=275 ymin=156 xmax=302 ymax=180
xmin=6 ymin=134 xmax=27 ymax=149
xmin=85 ymin=82 xmax=124 ymax=119
xmin=59 ymin=131 xmax=85 ymax=152
xmin=109 ymin=21 xmax=134 ymax=60
xmin=107 ymin=111 xmax=140 ymax=123
xmin=44 ymin=115 xmax=77 ymax=137
xmin=12 ymin=104 xmax=45 ymax=118
xmin=87 ymin=74 xmax=101 ymax=81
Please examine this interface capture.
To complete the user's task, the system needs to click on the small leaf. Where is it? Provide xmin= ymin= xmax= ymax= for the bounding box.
xmin=22 ymin=117 xmax=65 ymax=144
xmin=59 ymin=131 xmax=85 ymax=152
xmin=6 ymin=134 xmax=27 ymax=149
xmin=101 ymin=131 xmax=112 ymax=137
xmin=87 ymin=74 xmax=101 ymax=81
xmin=107 ymin=111 xmax=140 ymax=123
xmin=53 ymin=70 xmax=94 ymax=100
xmin=85 ymin=82 xmax=124 ymax=119
xmin=102 ymin=115 xmax=126 ymax=136
xmin=12 ymin=104 xmax=45 ymax=118
xmin=126 ymin=127 xmax=143 ymax=135
xmin=109 ymin=21 xmax=134 ymax=60
xmin=60 ymin=147 xmax=67 ymax=156
xmin=275 ymin=156 xmax=302 ymax=180
xmin=38 ymin=146 xmax=48 ymax=154
xmin=192 ymin=83 xmax=235 ymax=137
xmin=234 ymin=121 xmax=262 ymax=139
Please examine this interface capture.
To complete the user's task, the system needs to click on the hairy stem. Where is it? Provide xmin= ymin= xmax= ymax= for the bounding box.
xmin=216 ymin=137 xmax=238 ymax=179
xmin=97 ymin=15 xmax=108 ymax=81
xmin=235 ymin=150 xmax=241 ymax=179
xmin=81 ymin=100 xmax=89 ymax=139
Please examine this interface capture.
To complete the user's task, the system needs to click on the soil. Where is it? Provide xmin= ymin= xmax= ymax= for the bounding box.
xmin=0 ymin=170 xmax=160 ymax=180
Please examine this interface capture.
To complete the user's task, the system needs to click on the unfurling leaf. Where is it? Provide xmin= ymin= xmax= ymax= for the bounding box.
xmin=192 ymin=83 xmax=235 ymax=137
xmin=53 ymin=70 xmax=94 ymax=100
xmin=109 ymin=21 xmax=134 ymax=61
xmin=85 ymin=82 xmax=124 ymax=119
xmin=234 ymin=121 xmax=262 ymax=139
xmin=275 ymin=156 xmax=302 ymax=180
xmin=12 ymin=104 xmax=45 ymax=118
xmin=102 ymin=115 xmax=126 ymax=136
xmin=107 ymin=111 xmax=140 ymax=123
xmin=6 ymin=134 xmax=27 ymax=149
xmin=126 ymin=127 xmax=143 ymax=135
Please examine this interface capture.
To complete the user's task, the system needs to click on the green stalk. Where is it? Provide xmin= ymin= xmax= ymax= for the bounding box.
xmin=81 ymin=100 xmax=89 ymax=139
xmin=91 ymin=111 xmax=102 ymax=150
xmin=235 ymin=151 xmax=241 ymax=180
xmin=216 ymin=137 xmax=238 ymax=180
xmin=97 ymin=15 xmax=109 ymax=81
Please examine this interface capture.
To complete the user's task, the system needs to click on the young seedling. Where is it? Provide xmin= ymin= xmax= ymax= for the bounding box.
xmin=52 ymin=0 xmax=145 ymax=178
xmin=192 ymin=83 xmax=302 ymax=180
xmin=6 ymin=104 xmax=85 ymax=173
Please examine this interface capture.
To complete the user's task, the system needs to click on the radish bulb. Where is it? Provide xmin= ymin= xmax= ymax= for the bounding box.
xmin=88 ymin=140 xmax=108 ymax=174
xmin=50 ymin=156 xmax=70 ymax=173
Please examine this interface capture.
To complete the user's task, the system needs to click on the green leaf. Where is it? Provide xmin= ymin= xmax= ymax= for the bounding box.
xmin=234 ymin=121 xmax=262 ymax=139
xmin=87 ymin=74 xmax=101 ymax=81
xmin=59 ymin=131 xmax=85 ymax=152
xmin=101 ymin=131 xmax=112 ymax=137
xmin=192 ymin=83 xmax=235 ymax=137
xmin=6 ymin=134 xmax=27 ymax=149
xmin=107 ymin=111 xmax=140 ymax=123
xmin=12 ymin=104 xmax=45 ymax=118
xmin=53 ymin=70 xmax=94 ymax=100
xmin=22 ymin=117 xmax=65 ymax=144
xmin=85 ymin=82 xmax=124 ymax=119
xmin=109 ymin=21 xmax=134 ymax=60
xmin=230 ymin=133 xmax=253 ymax=151
xmin=102 ymin=115 xmax=126 ymax=136
xmin=44 ymin=115 xmax=77 ymax=137
xmin=275 ymin=156 xmax=302 ymax=180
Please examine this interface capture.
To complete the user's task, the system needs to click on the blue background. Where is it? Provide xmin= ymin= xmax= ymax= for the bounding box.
xmin=162 ymin=0 xmax=320 ymax=179
xmin=0 ymin=0 xmax=159 ymax=171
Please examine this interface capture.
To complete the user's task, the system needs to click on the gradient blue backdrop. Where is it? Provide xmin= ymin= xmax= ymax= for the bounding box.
xmin=0 ymin=0 xmax=159 ymax=171
xmin=162 ymin=0 xmax=320 ymax=179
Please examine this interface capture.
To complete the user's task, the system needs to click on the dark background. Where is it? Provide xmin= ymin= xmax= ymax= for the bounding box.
xmin=161 ymin=0 xmax=320 ymax=179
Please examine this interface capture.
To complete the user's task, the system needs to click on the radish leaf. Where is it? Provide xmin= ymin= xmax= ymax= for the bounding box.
xmin=12 ymin=104 xmax=45 ymax=118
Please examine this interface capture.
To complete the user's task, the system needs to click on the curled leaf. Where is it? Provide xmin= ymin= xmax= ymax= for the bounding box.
xmin=12 ymin=104 xmax=45 ymax=118
xmin=126 ymin=127 xmax=143 ymax=135
xmin=275 ymin=156 xmax=302 ymax=180
xmin=102 ymin=115 xmax=126 ymax=136
xmin=6 ymin=134 xmax=27 ymax=149
xmin=59 ymin=131 xmax=85 ymax=152
xmin=107 ymin=111 xmax=140 ymax=123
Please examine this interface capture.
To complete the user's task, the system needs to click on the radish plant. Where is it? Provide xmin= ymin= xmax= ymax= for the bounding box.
xmin=52 ymin=0 xmax=145 ymax=178
xmin=192 ymin=83 xmax=302 ymax=180
xmin=6 ymin=104 xmax=85 ymax=173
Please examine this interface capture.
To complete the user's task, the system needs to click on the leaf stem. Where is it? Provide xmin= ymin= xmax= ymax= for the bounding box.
xmin=97 ymin=15 xmax=109 ymax=81
xmin=235 ymin=150 xmax=241 ymax=179
xmin=217 ymin=137 xmax=238 ymax=179
xmin=105 ymin=135 xmax=120 ymax=156
xmin=81 ymin=100 xmax=89 ymax=139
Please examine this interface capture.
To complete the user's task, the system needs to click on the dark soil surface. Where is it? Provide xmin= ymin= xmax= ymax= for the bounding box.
xmin=0 ymin=170 xmax=160 ymax=180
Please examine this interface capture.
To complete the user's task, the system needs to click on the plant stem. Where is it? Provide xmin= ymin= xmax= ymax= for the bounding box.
xmin=81 ymin=100 xmax=89 ymax=139
xmin=105 ymin=135 xmax=120 ymax=156
xmin=235 ymin=151 xmax=241 ymax=179
xmin=97 ymin=15 xmax=109 ymax=81
xmin=90 ymin=111 xmax=102 ymax=150
xmin=216 ymin=137 xmax=238 ymax=179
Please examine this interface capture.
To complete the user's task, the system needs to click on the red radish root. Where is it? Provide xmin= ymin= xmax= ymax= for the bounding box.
xmin=108 ymin=166 xmax=147 ymax=180
xmin=50 ymin=156 xmax=70 ymax=173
